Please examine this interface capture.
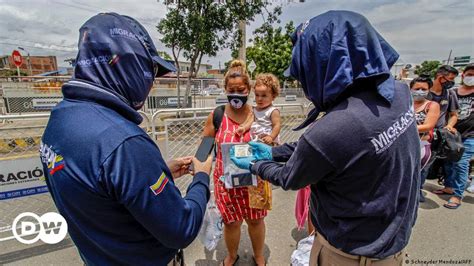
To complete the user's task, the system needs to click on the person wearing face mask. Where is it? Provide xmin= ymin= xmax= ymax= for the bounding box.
xmin=427 ymin=65 xmax=460 ymax=131
xmin=426 ymin=65 xmax=460 ymax=194
xmin=410 ymin=76 xmax=440 ymax=202
xmin=40 ymin=13 xmax=213 ymax=265
xmin=231 ymin=11 xmax=419 ymax=265
xmin=436 ymin=63 xmax=474 ymax=209
xmin=202 ymin=60 xmax=268 ymax=266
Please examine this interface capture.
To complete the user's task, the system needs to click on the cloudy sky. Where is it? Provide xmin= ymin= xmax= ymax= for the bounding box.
xmin=0 ymin=0 xmax=472 ymax=69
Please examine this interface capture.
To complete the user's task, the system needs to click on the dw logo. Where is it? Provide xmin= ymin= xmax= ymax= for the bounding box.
xmin=12 ymin=212 xmax=68 ymax=244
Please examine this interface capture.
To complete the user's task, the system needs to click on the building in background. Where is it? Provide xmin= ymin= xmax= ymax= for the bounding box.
xmin=391 ymin=61 xmax=418 ymax=80
xmin=0 ymin=55 xmax=58 ymax=75
xmin=177 ymin=61 xmax=212 ymax=77
xmin=206 ymin=69 xmax=225 ymax=79
xmin=162 ymin=60 xmax=213 ymax=78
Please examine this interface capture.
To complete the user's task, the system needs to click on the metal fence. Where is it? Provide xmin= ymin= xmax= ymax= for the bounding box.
xmin=0 ymin=113 xmax=49 ymax=156
xmin=0 ymin=77 xmax=229 ymax=115
xmin=149 ymin=104 xmax=307 ymax=191
xmin=0 ymin=76 xmax=305 ymax=115
xmin=0 ymin=112 xmax=150 ymax=158
xmin=0 ymin=104 xmax=308 ymax=245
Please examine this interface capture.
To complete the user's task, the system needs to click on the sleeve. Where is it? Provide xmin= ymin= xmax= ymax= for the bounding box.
xmin=253 ymin=136 xmax=336 ymax=190
xmin=101 ymin=135 xmax=210 ymax=249
xmin=272 ymin=142 xmax=297 ymax=162
xmin=448 ymin=90 xmax=460 ymax=112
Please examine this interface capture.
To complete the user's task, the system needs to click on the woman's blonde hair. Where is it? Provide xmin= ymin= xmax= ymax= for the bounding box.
xmin=255 ymin=73 xmax=281 ymax=97
xmin=224 ymin=59 xmax=251 ymax=90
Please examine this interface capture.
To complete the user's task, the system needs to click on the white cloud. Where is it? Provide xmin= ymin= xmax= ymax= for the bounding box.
xmin=270 ymin=0 xmax=473 ymax=64
xmin=0 ymin=0 xmax=169 ymax=65
xmin=361 ymin=0 xmax=473 ymax=63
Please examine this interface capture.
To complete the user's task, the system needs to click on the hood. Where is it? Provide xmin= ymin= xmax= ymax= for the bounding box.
xmin=73 ymin=12 xmax=176 ymax=110
xmin=286 ymin=10 xmax=399 ymax=130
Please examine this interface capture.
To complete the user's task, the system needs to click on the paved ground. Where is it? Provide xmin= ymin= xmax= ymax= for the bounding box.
xmin=1 ymin=179 xmax=473 ymax=266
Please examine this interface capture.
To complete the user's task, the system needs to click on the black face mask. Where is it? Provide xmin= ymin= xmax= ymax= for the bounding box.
xmin=441 ymin=80 xmax=455 ymax=90
xmin=227 ymin=94 xmax=248 ymax=109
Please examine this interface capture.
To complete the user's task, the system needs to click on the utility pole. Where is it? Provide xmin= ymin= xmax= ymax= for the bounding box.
xmin=446 ymin=49 xmax=453 ymax=66
xmin=238 ymin=0 xmax=246 ymax=62
xmin=18 ymin=47 xmax=32 ymax=76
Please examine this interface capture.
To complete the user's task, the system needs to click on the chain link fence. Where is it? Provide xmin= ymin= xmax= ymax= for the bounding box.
xmin=152 ymin=104 xmax=307 ymax=192
xmin=0 ymin=77 xmax=226 ymax=115
xmin=164 ymin=117 xmax=208 ymax=191
xmin=0 ymin=114 xmax=49 ymax=157
xmin=0 ymin=113 xmax=150 ymax=158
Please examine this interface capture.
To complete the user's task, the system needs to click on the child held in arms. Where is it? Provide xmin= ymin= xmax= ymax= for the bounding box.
xmin=236 ymin=73 xmax=281 ymax=146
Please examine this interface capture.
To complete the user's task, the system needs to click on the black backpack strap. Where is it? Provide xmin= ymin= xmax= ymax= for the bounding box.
xmin=212 ymin=105 xmax=225 ymax=157
xmin=212 ymin=105 xmax=225 ymax=133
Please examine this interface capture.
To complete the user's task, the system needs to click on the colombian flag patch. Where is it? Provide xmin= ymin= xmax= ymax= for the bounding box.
xmin=48 ymin=155 xmax=65 ymax=175
xmin=149 ymin=173 xmax=169 ymax=196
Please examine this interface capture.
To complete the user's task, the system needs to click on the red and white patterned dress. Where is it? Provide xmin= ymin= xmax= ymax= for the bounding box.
xmin=214 ymin=113 xmax=268 ymax=224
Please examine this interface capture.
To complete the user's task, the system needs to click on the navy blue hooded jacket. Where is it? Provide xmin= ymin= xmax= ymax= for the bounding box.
xmin=252 ymin=11 xmax=420 ymax=259
xmin=39 ymin=13 xmax=209 ymax=265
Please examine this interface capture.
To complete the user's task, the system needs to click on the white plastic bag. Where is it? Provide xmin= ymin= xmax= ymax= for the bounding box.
xmin=198 ymin=198 xmax=223 ymax=251
xmin=291 ymin=235 xmax=315 ymax=266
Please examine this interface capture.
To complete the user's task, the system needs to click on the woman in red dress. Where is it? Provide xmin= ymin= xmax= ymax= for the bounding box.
xmin=203 ymin=60 xmax=267 ymax=266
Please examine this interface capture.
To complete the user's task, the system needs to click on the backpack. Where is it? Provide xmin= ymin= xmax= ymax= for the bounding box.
xmin=433 ymin=128 xmax=465 ymax=162
xmin=210 ymin=105 xmax=225 ymax=156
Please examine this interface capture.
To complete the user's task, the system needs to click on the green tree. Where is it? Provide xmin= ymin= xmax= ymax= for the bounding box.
xmin=246 ymin=21 xmax=295 ymax=82
xmin=414 ymin=60 xmax=441 ymax=78
xmin=157 ymin=0 xmax=281 ymax=108
xmin=0 ymin=69 xmax=27 ymax=77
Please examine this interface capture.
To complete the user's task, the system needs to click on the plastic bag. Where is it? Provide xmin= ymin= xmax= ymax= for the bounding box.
xmin=198 ymin=198 xmax=223 ymax=251
xmin=295 ymin=186 xmax=311 ymax=231
xmin=248 ymin=178 xmax=272 ymax=210
xmin=290 ymin=235 xmax=315 ymax=266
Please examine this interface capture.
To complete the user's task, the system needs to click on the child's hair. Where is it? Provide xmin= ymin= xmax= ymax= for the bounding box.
xmin=224 ymin=60 xmax=251 ymax=90
xmin=255 ymin=73 xmax=280 ymax=97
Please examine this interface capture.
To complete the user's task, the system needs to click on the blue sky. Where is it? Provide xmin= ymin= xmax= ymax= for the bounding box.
xmin=0 ymin=0 xmax=472 ymax=68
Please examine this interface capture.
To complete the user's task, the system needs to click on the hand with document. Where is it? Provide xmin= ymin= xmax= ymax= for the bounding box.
xmin=230 ymin=141 xmax=273 ymax=170
xmin=221 ymin=143 xmax=256 ymax=188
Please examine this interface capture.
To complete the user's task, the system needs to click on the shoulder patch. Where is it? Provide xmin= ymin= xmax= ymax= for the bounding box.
xmin=149 ymin=173 xmax=169 ymax=196
xmin=40 ymin=141 xmax=65 ymax=175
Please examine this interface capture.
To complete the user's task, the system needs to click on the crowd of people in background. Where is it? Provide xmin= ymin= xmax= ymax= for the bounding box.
xmin=411 ymin=64 xmax=474 ymax=208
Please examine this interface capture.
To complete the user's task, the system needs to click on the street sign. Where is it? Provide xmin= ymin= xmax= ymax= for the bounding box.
xmin=32 ymin=98 xmax=62 ymax=110
xmin=248 ymin=60 xmax=256 ymax=73
xmin=146 ymin=96 xmax=192 ymax=109
xmin=11 ymin=50 xmax=22 ymax=67
xmin=453 ymin=56 xmax=471 ymax=67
